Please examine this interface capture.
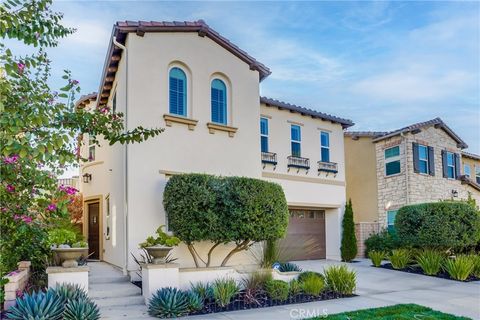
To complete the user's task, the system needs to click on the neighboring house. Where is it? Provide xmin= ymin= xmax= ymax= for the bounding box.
xmin=345 ymin=118 xmax=480 ymax=256
xmin=57 ymin=176 xmax=80 ymax=190
xmin=462 ymin=151 xmax=480 ymax=185
xmin=77 ymin=20 xmax=353 ymax=277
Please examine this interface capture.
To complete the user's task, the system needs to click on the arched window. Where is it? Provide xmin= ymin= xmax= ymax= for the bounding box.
xmin=211 ymin=79 xmax=227 ymax=124
xmin=169 ymin=67 xmax=187 ymax=116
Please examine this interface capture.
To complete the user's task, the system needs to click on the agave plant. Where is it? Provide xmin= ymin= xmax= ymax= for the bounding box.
xmin=54 ymin=283 xmax=88 ymax=302
xmin=148 ymin=287 xmax=190 ymax=318
xmin=190 ymin=282 xmax=213 ymax=301
xmin=63 ymin=298 xmax=100 ymax=320
xmin=278 ymin=262 xmax=302 ymax=272
xmin=212 ymin=278 xmax=239 ymax=307
xmin=7 ymin=290 xmax=64 ymax=320
xmin=187 ymin=291 xmax=204 ymax=312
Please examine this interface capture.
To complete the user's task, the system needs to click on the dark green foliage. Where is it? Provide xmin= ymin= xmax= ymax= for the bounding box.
xmin=416 ymin=249 xmax=444 ymax=275
xmin=6 ymin=289 xmax=64 ymax=320
xmin=190 ymin=282 xmax=213 ymax=301
xmin=63 ymin=299 xmax=100 ymax=320
xmin=298 ymin=271 xmax=324 ymax=283
xmin=300 ymin=273 xmax=325 ymax=296
xmin=309 ymin=304 xmax=470 ymax=320
xmin=265 ymin=280 xmax=289 ymax=301
xmin=368 ymin=250 xmax=385 ymax=267
xmin=148 ymin=287 xmax=190 ymax=318
xmin=443 ymin=256 xmax=475 ymax=281
xmin=278 ymin=262 xmax=302 ymax=272
xmin=389 ymin=249 xmax=412 ymax=270
xmin=324 ymin=265 xmax=356 ymax=295
xmin=341 ymin=199 xmax=357 ymax=262
xmin=471 ymin=254 xmax=480 ymax=278
xmin=164 ymin=174 xmax=289 ymax=266
xmin=212 ymin=279 xmax=239 ymax=307
xmin=364 ymin=230 xmax=401 ymax=256
xmin=187 ymin=292 xmax=204 ymax=312
xmin=395 ymin=202 xmax=480 ymax=250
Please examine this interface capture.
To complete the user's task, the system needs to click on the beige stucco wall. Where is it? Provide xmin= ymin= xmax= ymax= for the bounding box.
xmin=344 ymin=136 xmax=379 ymax=223
xmin=462 ymin=156 xmax=480 ymax=180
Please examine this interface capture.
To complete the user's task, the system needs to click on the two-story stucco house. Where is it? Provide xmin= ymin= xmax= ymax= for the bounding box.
xmin=77 ymin=20 xmax=354 ymax=277
xmin=344 ymin=118 xmax=480 ymax=255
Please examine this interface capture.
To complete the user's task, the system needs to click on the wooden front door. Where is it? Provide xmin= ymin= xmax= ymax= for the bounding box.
xmin=282 ymin=209 xmax=326 ymax=260
xmin=87 ymin=202 xmax=100 ymax=260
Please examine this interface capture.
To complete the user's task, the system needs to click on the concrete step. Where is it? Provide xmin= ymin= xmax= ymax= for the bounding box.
xmin=99 ymin=304 xmax=154 ymax=319
xmin=89 ymin=282 xmax=141 ymax=299
xmin=94 ymin=294 xmax=145 ymax=308
xmin=89 ymin=274 xmax=130 ymax=284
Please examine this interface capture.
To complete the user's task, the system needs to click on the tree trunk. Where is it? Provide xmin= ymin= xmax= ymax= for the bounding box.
xmin=206 ymin=242 xmax=221 ymax=267
xmin=220 ymin=240 xmax=251 ymax=267
xmin=187 ymin=244 xmax=200 ymax=268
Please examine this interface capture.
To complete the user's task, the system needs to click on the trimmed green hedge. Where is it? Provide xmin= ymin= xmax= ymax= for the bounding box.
xmin=163 ymin=174 xmax=289 ymax=266
xmin=395 ymin=201 xmax=480 ymax=250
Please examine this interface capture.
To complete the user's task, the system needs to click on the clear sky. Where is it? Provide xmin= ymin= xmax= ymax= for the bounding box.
xmin=23 ymin=1 xmax=480 ymax=163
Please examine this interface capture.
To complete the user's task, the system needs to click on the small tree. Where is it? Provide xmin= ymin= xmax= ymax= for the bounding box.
xmin=164 ymin=174 xmax=289 ymax=267
xmin=341 ymin=199 xmax=357 ymax=262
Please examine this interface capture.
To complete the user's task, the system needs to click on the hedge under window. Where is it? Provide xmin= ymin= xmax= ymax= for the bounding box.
xmin=169 ymin=67 xmax=187 ymax=116
xmin=385 ymin=146 xmax=400 ymax=176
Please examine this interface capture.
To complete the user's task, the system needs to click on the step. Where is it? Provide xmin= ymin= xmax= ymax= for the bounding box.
xmin=89 ymin=274 xmax=130 ymax=284
xmin=99 ymin=304 xmax=154 ymax=319
xmin=94 ymin=295 xmax=145 ymax=308
xmin=89 ymin=282 xmax=141 ymax=299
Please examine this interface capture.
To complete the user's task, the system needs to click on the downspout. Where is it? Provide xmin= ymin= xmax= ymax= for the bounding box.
xmin=112 ymin=36 xmax=129 ymax=276
xmin=402 ymin=133 xmax=410 ymax=205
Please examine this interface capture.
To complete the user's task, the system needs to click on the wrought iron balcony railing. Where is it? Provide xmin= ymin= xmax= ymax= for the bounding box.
xmin=318 ymin=161 xmax=338 ymax=174
xmin=261 ymin=152 xmax=278 ymax=165
xmin=287 ymin=156 xmax=310 ymax=170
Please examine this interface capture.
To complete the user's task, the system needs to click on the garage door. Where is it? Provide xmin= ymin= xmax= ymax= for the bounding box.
xmin=281 ymin=209 xmax=326 ymax=260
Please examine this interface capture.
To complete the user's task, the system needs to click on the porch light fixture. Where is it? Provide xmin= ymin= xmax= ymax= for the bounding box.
xmin=82 ymin=173 xmax=92 ymax=183
xmin=451 ymin=189 xmax=458 ymax=198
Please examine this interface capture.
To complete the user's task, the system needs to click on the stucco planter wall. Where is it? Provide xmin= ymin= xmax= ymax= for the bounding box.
xmin=46 ymin=266 xmax=89 ymax=292
xmin=52 ymin=247 xmax=89 ymax=268
xmin=272 ymin=269 xmax=300 ymax=282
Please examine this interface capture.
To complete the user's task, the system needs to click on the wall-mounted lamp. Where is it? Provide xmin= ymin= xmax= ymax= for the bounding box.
xmin=451 ymin=189 xmax=458 ymax=198
xmin=82 ymin=173 xmax=92 ymax=183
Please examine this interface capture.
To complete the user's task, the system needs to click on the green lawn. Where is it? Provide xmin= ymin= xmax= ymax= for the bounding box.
xmin=309 ymin=304 xmax=471 ymax=320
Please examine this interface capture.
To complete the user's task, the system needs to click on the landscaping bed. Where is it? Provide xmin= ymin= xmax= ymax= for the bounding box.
xmin=380 ymin=263 xmax=480 ymax=282
xmin=308 ymin=304 xmax=471 ymax=320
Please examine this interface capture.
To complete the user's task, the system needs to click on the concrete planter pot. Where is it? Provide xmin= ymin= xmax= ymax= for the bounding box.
xmin=272 ymin=269 xmax=301 ymax=282
xmin=52 ymin=247 xmax=88 ymax=268
xmin=145 ymin=246 xmax=173 ymax=264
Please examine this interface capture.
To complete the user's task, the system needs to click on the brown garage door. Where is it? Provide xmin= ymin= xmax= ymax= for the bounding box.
xmin=281 ymin=209 xmax=326 ymax=260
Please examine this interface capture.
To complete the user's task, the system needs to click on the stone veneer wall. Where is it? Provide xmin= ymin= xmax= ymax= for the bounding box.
xmin=375 ymin=126 xmax=478 ymax=227
xmin=3 ymin=261 xmax=31 ymax=310
xmin=355 ymin=222 xmax=381 ymax=257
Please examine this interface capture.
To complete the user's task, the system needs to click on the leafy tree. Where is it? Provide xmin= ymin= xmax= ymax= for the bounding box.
xmin=164 ymin=174 xmax=289 ymax=267
xmin=0 ymin=0 xmax=162 ymax=275
xmin=341 ymin=199 xmax=357 ymax=262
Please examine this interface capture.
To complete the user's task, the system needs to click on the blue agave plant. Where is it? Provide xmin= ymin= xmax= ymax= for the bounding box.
xmin=187 ymin=291 xmax=204 ymax=312
xmin=148 ymin=287 xmax=190 ymax=318
xmin=6 ymin=290 xmax=64 ymax=320
xmin=278 ymin=262 xmax=302 ymax=272
xmin=63 ymin=298 xmax=100 ymax=320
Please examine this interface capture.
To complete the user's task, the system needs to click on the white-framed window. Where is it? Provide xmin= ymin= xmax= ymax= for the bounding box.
xmin=88 ymin=135 xmax=96 ymax=162
xmin=385 ymin=146 xmax=401 ymax=176
xmin=320 ymin=131 xmax=330 ymax=162
xmin=418 ymin=144 xmax=429 ymax=174
xmin=387 ymin=210 xmax=397 ymax=233
xmin=291 ymin=125 xmax=301 ymax=157
xmin=169 ymin=67 xmax=187 ymax=116
xmin=211 ymin=79 xmax=227 ymax=125
xmin=464 ymin=164 xmax=471 ymax=177
xmin=260 ymin=117 xmax=269 ymax=153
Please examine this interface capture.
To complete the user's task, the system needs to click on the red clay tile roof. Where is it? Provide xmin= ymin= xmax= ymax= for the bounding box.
xmin=97 ymin=20 xmax=270 ymax=107
xmin=75 ymin=92 xmax=97 ymax=109
xmin=260 ymin=96 xmax=354 ymax=128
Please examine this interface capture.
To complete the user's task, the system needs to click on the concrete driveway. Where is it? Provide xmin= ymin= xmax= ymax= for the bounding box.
xmin=188 ymin=259 xmax=480 ymax=320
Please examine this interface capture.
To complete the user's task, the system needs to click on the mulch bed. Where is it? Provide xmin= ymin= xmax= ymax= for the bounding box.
xmin=189 ymin=291 xmax=356 ymax=315
xmin=379 ymin=263 xmax=480 ymax=282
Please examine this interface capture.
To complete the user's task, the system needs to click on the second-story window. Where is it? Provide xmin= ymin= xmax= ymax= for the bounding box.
xmin=169 ymin=67 xmax=187 ymax=116
xmin=418 ymin=145 xmax=429 ymax=174
xmin=291 ymin=125 xmax=301 ymax=157
xmin=260 ymin=118 xmax=269 ymax=152
xmin=442 ymin=151 xmax=459 ymax=179
xmin=385 ymin=146 xmax=400 ymax=176
xmin=320 ymin=131 xmax=330 ymax=162
xmin=211 ymin=79 xmax=227 ymax=124
xmin=88 ymin=135 xmax=95 ymax=162
xmin=112 ymin=91 xmax=117 ymax=113
xmin=476 ymin=166 xmax=480 ymax=184
xmin=464 ymin=164 xmax=471 ymax=177
xmin=413 ymin=143 xmax=434 ymax=175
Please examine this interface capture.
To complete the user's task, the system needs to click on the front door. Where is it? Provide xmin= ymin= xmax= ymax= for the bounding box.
xmin=87 ymin=202 xmax=100 ymax=260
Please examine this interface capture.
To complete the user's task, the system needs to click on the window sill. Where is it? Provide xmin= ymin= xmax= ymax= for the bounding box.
xmin=207 ymin=122 xmax=238 ymax=137
xmin=384 ymin=172 xmax=402 ymax=178
xmin=163 ymin=114 xmax=198 ymax=130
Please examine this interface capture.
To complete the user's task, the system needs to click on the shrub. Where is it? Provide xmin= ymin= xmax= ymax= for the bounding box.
xmin=63 ymin=299 xmax=100 ymax=320
xmin=148 ymin=287 xmax=190 ymax=318
xmin=298 ymin=271 xmax=324 ymax=283
xmin=48 ymin=228 xmax=77 ymax=246
xmin=364 ymin=230 xmax=400 ymax=256
xmin=187 ymin=292 xmax=204 ymax=312
xmin=212 ymin=278 xmax=239 ymax=307
xmin=323 ymin=265 xmax=356 ymax=295
xmin=471 ymin=255 xmax=480 ymax=278
xmin=389 ymin=249 xmax=412 ymax=270
xmin=278 ymin=262 xmax=302 ymax=272
xmin=6 ymin=290 xmax=64 ymax=320
xmin=443 ymin=255 xmax=475 ymax=281
xmin=265 ymin=280 xmax=289 ymax=301
xmin=289 ymin=279 xmax=302 ymax=295
xmin=139 ymin=225 xmax=181 ymax=248
xmin=190 ymin=282 xmax=213 ymax=301
xmin=368 ymin=250 xmax=385 ymax=267
xmin=341 ymin=199 xmax=357 ymax=262
xmin=416 ymin=249 xmax=444 ymax=276
xmin=300 ymin=273 xmax=325 ymax=296
xmin=241 ymin=272 xmax=269 ymax=306
xmin=164 ymin=174 xmax=289 ymax=267
xmin=395 ymin=202 xmax=480 ymax=250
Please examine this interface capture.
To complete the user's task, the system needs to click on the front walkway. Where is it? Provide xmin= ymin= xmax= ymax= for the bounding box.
xmin=88 ymin=260 xmax=480 ymax=320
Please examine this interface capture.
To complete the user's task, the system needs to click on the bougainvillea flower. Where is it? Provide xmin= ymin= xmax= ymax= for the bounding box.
xmin=3 ymin=155 xmax=19 ymax=164
xmin=47 ymin=203 xmax=57 ymax=211
xmin=21 ymin=216 xmax=33 ymax=224
xmin=17 ymin=63 xmax=25 ymax=73
xmin=6 ymin=185 xmax=15 ymax=193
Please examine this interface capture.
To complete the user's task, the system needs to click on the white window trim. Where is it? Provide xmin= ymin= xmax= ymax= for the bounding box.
xmin=320 ymin=131 xmax=330 ymax=162
xmin=418 ymin=144 xmax=429 ymax=174
xmin=88 ymin=135 xmax=96 ymax=162
xmin=385 ymin=146 xmax=401 ymax=176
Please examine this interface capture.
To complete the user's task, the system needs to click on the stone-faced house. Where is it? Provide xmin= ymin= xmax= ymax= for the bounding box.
xmin=344 ymin=118 xmax=480 ymax=255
